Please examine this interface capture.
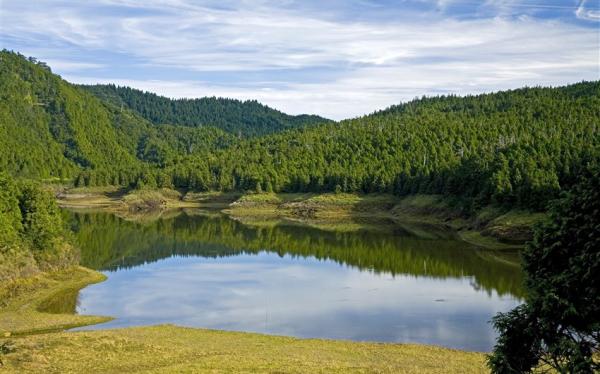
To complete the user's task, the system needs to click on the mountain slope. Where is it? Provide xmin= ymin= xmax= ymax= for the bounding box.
xmin=155 ymin=81 xmax=600 ymax=209
xmin=81 ymin=84 xmax=332 ymax=137
xmin=1 ymin=50 xmax=598 ymax=210
xmin=0 ymin=51 xmax=141 ymax=179
xmin=0 ymin=51 xmax=235 ymax=182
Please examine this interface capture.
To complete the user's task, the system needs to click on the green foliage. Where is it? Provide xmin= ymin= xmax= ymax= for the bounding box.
xmin=134 ymin=81 xmax=598 ymax=212
xmin=82 ymin=84 xmax=331 ymax=137
xmin=18 ymin=182 xmax=64 ymax=252
xmin=488 ymin=168 xmax=600 ymax=373
xmin=0 ymin=50 xmax=142 ymax=180
xmin=2 ymin=51 xmax=599 ymax=213
xmin=0 ymin=173 xmax=76 ymax=280
xmin=200 ymin=82 xmax=598 ymax=210
xmin=0 ymin=173 xmax=22 ymax=247
xmin=0 ymin=50 xmax=235 ymax=186
xmin=0 ymin=52 xmax=78 ymax=179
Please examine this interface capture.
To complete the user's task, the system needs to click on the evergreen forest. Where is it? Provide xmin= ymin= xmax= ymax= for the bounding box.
xmin=1 ymin=50 xmax=599 ymax=212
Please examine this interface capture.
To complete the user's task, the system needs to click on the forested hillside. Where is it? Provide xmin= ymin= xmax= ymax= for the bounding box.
xmin=81 ymin=84 xmax=331 ymax=137
xmin=133 ymin=82 xmax=600 ymax=210
xmin=0 ymin=50 xmax=235 ymax=183
xmin=0 ymin=51 xmax=135 ymax=179
xmin=1 ymin=50 xmax=599 ymax=211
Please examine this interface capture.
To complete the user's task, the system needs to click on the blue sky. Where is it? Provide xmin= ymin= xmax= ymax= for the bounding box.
xmin=1 ymin=0 xmax=598 ymax=119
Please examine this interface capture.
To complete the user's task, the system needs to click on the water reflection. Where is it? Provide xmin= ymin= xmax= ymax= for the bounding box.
xmin=64 ymin=209 xmax=524 ymax=351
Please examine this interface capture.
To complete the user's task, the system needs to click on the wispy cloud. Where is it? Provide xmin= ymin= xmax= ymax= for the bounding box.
xmin=42 ymin=59 xmax=105 ymax=71
xmin=0 ymin=0 xmax=598 ymax=119
xmin=576 ymin=0 xmax=600 ymax=21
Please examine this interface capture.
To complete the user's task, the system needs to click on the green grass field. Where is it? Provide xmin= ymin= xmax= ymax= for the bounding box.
xmin=1 ymin=326 xmax=487 ymax=373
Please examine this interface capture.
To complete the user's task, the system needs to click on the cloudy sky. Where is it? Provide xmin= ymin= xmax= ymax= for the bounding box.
xmin=1 ymin=0 xmax=598 ymax=119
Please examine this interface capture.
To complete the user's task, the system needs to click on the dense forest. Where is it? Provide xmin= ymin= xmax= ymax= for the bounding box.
xmin=192 ymin=83 xmax=599 ymax=210
xmin=1 ymin=50 xmax=599 ymax=212
xmin=126 ymin=81 xmax=599 ymax=210
xmin=0 ymin=50 xmax=236 ymax=183
xmin=81 ymin=84 xmax=331 ymax=137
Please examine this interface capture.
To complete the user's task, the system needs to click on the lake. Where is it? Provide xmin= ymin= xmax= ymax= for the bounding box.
xmin=59 ymin=209 xmax=523 ymax=352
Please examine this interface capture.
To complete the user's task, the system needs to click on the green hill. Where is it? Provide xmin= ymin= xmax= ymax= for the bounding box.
xmin=148 ymin=82 xmax=600 ymax=209
xmin=81 ymin=84 xmax=331 ymax=137
xmin=0 ymin=51 xmax=137 ymax=179
xmin=0 ymin=51 xmax=239 ymax=184
xmin=1 ymin=50 xmax=598 ymax=210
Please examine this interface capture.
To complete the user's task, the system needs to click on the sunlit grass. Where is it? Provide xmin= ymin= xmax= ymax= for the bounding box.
xmin=0 ymin=267 xmax=111 ymax=336
xmin=1 ymin=325 xmax=488 ymax=373
xmin=234 ymin=192 xmax=283 ymax=204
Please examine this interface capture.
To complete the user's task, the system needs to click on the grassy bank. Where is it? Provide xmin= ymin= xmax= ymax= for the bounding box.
xmin=0 ymin=267 xmax=111 ymax=336
xmin=55 ymin=186 xmax=545 ymax=248
xmin=227 ymin=192 xmax=546 ymax=249
xmin=0 ymin=267 xmax=489 ymax=373
xmin=56 ymin=186 xmax=240 ymax=211
xmin=227 ymin=192 xmax=395 ymax=218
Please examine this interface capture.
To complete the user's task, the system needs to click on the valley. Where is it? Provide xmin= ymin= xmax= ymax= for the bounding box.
xmin=1 ymin=49 xmax=598 ymax=372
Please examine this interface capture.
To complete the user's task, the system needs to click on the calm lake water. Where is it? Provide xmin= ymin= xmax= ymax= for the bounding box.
xmin=60 ymin=209 xmax=524 ymax=352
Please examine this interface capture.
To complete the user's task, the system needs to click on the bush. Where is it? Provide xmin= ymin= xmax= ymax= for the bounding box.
xmin=0 ymin=175 xmax=77 ymax=281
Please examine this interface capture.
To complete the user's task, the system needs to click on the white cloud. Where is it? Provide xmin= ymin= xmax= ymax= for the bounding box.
xmin=1 ymin=0 xmax=598 ymax=119
xmin=576 ymin=0 xmax=600 ymax=21
xmin=42 ymin=59 xmax=105 ymax=72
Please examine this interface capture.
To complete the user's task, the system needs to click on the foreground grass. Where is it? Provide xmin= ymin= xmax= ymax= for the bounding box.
xmin=0 ymin=267 xmax=111 ymax=336
xmin=1 ymin=325 xmax=487 ymax=373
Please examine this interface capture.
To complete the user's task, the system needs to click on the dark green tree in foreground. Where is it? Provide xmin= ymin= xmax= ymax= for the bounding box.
xmin=488 ymin=168 xmax=599 ymax=373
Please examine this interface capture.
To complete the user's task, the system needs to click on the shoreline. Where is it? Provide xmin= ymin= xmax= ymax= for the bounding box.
xmin=0 ymin=266 xmax=488 ymax=373
xmin=0 ymin=266 xmax=111 ymax=337
xmin=1 ymin=196 xmax=521 ymax=371
xmin=56 ymin=186 xmax=545 ymax=250
xmin=0 ymin=187 xmax=534 ymax=370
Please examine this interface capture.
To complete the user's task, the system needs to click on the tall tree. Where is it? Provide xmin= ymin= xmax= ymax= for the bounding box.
xmin=488 ymin=168 xmax=600 ymax=373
